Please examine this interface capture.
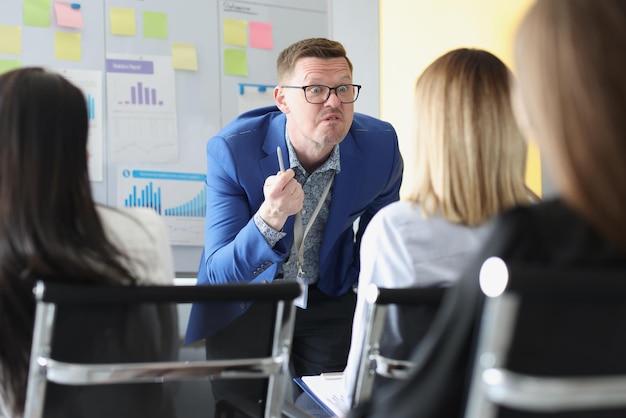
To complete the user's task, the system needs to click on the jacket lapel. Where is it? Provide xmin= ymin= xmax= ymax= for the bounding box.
xmin=320 ymin=131 xmax=362 ymax=265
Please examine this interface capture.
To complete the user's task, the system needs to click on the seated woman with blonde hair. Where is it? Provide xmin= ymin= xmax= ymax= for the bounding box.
xmin=343 ymin=47 xmax=537 ymax=406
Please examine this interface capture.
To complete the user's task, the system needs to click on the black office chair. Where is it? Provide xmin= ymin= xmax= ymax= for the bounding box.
xmin=23 ymin=280 xmax=302 ymax=418
xmin=464 ymin=258 xmax=626 ymax=418
xmin=351 ymin=284 xmax=446 ymax=407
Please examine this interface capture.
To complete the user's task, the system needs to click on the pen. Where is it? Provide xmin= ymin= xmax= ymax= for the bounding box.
xmin=277 ymin=146 xmax=286 ymax=173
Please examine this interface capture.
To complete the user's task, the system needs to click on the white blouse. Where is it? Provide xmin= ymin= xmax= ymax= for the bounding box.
xmin=96 ymin=205 xmax=174 ymax=285
xmin=343 ymin=200 xmax=495 ymax=401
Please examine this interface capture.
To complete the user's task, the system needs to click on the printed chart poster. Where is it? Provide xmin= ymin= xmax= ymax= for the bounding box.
xmin=118 ymin=168 xmax=205 ymax=246
xmin=106 ymin=54 xmax=178 ymax=163
xmin=57 ymin=68 xmax=104 ymax=182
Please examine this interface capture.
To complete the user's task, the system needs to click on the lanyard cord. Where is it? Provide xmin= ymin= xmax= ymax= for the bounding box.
xmin=292 ymin=172 xmax=335 ymax=278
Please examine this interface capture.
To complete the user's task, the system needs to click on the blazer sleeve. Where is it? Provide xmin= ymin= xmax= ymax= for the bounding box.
xmin=199 ymin=135 xmax=288 ymax=286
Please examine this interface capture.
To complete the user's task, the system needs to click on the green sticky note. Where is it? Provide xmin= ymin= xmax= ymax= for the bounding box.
xmin=23 ymin=0 xmax=51 ymax=28
xmin=54 ymin=32 xmax=81 ymax=61
xmin=0 ymin=59 xmax=21 ymax=75
xmin=224 ymin=48 xmax=248 ymax=76
xmin=0 ymin=25 xmax=22 ymax=55
xmin=143 ymin=11 xmax=168 ymax=39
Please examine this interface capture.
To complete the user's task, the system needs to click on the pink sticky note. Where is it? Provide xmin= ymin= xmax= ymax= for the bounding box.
xmin=249 ymin=21 xmax=273 ymax=50
xmin=54 ymin=2 xmax=84 ymax=29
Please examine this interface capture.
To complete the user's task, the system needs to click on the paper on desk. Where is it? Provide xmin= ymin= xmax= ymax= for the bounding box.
xmin=299 ymin=373 xmax=350 ymax=417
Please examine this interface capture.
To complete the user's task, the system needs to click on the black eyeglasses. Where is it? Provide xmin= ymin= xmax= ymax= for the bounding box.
xmin=281 ymin=84 xmax=362 ymax=104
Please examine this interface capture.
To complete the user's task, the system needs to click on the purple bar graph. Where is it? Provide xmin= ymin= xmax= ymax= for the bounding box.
xmin=119 ymin=82 xmax=165 ymax=106
xmin=138 ymin=82 xmax=143 ymax=105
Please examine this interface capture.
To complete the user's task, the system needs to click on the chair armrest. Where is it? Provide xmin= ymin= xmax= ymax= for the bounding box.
xmin=483 ymin=367 xmax=626 ymax=412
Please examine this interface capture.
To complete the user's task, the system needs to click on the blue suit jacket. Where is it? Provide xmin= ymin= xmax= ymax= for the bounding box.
xmin=185 ymin=106 xmax=403 ymax=344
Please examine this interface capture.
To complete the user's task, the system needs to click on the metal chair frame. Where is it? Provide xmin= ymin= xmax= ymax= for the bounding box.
xmin=465 ymin=264 xmax=626 ymax=417
xmin=351 ymin=284 xmax=446 ymax=407
xmin=24 ymin=280 xmax=302 ymax=418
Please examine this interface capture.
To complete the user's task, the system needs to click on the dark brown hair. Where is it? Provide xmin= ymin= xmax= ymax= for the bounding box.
xmin=0 ymin=68 xmax=136 ymax=415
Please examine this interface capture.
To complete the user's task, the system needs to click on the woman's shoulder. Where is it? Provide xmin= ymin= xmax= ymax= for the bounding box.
xmin=96 ymin=205 xmax=167 ymax=239
xmin=97 ymin=205 xmax=162 ymax=222
xmin=492 ymin=198 xmax=624 ymax=265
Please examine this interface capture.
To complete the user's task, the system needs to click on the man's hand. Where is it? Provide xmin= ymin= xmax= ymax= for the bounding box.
xmin=259 ymin=169 xmax=304 ymax=231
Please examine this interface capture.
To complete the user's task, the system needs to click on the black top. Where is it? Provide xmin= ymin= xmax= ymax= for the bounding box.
xmin=349 ymin=199 xmax=626 ymax=418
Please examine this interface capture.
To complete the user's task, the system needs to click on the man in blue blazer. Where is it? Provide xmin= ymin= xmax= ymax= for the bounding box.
xmin=185 ymin=38 xmax=403 ymax=405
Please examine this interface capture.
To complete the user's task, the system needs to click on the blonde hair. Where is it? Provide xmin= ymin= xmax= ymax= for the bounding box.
xmin=405 ymin=48 xmax=532 ymax=226
xmin=515 ymin=0 xmax=626 ymax=249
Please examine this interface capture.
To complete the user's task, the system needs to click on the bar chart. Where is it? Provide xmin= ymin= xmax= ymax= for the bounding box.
xmin=118 ymin=169 xmax=206 ymax=246
xmin=118 ymin=81 xmax=165 ymax=106
xmin=106 ymin=55 xmax=178 ymax=163
xmin=86 ymin=93 xmax=95 ymax=119
xmin=123 ymin=181 xmax=206 ymax=218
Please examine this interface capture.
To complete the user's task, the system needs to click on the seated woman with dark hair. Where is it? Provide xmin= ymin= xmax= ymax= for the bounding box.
xmin=0 ymin=67 xmax=176 ymax=418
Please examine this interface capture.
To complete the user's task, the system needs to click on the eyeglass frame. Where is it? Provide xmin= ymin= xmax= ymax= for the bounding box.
xmin=281 ymin=84 xmax=362 ymax=104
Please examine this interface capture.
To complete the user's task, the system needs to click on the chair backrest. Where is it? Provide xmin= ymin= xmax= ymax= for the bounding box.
xmin=351 ymin=284 xmax=446 ymax=407
xmin=23 ymin=280 xmax=302 ymax=418
xmin=464 ymin=259 xmax=626 ymax=418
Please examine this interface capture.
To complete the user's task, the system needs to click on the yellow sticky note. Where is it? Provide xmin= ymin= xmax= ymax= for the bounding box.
xmin=144 ymin=11 xmax=168 ymax=39
xmin=0 ymin=26 xmax=22 ymax=55
xmin=172 ymin=43 xmax=198 ymax=71
xmin=110 ymin=7 xmax=136 ymax=36
xmin=24 ymin=0 xmax=51 ymax=28
xmin=223 ymin=18 xmax=247 ymax=47
xmin=0 ymin=59 xmax=21 ymax=75
xmin=54 ymin=32 xmax=81 ymax=61
xmin=224 ymin=48 xmax=248 ymax=76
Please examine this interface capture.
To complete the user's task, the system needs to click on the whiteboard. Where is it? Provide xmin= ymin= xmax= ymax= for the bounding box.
xmin=218 ymin=1 xmax=328 ymax=126
xmin=0 ymin=0 xmax=329 ymax=273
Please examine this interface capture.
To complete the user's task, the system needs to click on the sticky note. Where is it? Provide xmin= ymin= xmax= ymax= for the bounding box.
xmin=24 ymin=0 xmax=51 ymax=28
xmin=0 ymin=26 xmax=22 ymax=55
xmin=249 ymin=21 xmax=273 ymax=50
xmin=172 ymin=42 xmax=198 ymax=71
xmin=54 ymin=1 xmax=84 ymax=29
xmin=109 ymin=7 xmax=136 ymax=36
xmin=54 ymin=31 xmax=81 ymax=61
xmin=0 ymin=59 xmax=21 ymax=75
xmin=223 ymin=18 xmax=247 ymax=47
xmin=224 ymin=48 xmax=248 ymax=76
xmin=143 ymin=11 xmax=168 ymax=39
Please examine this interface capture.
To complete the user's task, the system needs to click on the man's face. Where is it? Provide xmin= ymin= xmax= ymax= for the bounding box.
xmin=276 ymin=57 xmax=355 ymax=152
